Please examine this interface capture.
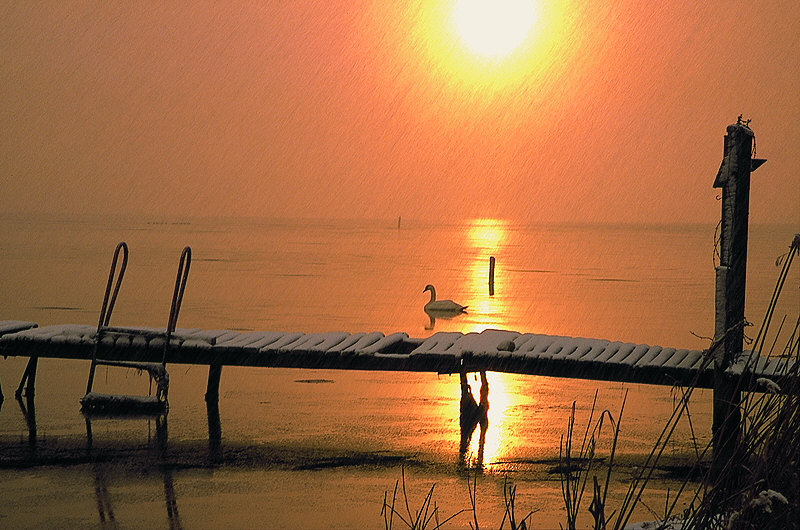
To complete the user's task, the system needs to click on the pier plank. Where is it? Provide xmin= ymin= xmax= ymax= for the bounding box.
xmin=622 ymin=344 xmax=653 ymax=366
xmin=676 ymin=350 xmax=703 ymax=370
xmin=410 ymin=332 xmax=462 ymax=355
xmin=595 ymin=343 xmax=623 ymax=363
xmin=285 ymin=332 xmax=350 ymax=352
xmin=0 ymin=321 xmax=37 ymax=335
xmin=0 ymin=322 xmax=794 ymax=391
xmin=354 ymin=332 xmax=408 ymax=355
xmin=632 ymin=345 xmax=664 ymax=368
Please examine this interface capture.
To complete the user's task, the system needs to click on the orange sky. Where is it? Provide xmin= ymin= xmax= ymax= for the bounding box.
xmin=1 ymin=1 xmax=798 ymax=224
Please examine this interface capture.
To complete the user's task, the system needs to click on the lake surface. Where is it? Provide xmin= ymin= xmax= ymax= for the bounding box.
xmin=1 ymin=214 xmax=797 ymax=528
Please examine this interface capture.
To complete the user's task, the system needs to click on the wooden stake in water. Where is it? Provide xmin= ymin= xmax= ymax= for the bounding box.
xmin=489 ymin=256 xmax=496 ymax=296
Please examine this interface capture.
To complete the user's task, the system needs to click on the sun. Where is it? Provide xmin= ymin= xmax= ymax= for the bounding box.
xmin=453 ymin=0 xmax=539 ymax=58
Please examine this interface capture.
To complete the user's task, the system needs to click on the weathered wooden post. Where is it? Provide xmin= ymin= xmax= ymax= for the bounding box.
xmin=711 ymin=119 xmax=766 ymax=477
xmin=489 ymin=256 xmax=496 ymax=295
xmin=205 ymin=363 xmax=223 ymax=403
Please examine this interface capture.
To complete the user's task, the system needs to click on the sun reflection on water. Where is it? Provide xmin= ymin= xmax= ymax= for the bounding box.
xmin=462 ymin=219 xmax=513 ymax=333
xmin=467 ymin=218 xmax=508 ymax=251
xmin=459 ymin=221 xmax=530 ymax=465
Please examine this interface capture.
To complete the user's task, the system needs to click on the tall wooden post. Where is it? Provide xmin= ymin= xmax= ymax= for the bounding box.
xmin=711 ymin=120 xmax=765 ymax=476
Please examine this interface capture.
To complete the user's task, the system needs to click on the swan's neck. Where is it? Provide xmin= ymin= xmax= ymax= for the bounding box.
xmin=428 ymin=287 xmax=436 ymax=303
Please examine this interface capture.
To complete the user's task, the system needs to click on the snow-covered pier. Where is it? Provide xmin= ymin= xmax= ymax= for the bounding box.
xmin=1 ymin=321 xmax=793 ymax=404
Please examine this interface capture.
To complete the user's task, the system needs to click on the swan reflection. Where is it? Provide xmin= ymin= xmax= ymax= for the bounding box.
xmin=424 ymin=307 xmax=468 ymax=330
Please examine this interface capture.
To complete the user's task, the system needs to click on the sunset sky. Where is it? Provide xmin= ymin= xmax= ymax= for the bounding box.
xmin=2 ymin=1 xmax=798 ymax=224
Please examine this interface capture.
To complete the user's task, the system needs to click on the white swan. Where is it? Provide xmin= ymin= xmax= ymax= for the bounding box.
xmin=423 ymin=284 xmax=467 ymax=313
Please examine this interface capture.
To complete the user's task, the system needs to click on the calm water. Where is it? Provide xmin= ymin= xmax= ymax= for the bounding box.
xmin=1 ymin=214 xmax=797 ymax=528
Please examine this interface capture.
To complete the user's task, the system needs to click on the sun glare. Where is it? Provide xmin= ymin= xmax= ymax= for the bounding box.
xmin=453 ymin=0 xmax=538 ymax=58
xmin=404 ymin=0 xmax=569 ymax=96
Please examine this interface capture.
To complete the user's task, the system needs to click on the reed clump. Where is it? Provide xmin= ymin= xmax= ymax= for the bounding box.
xmin=682 ymin=345 xmax=799 ymax=528
xmin=679 ymin=236 xmax=800 ymax=529
xmin=381 ymin=465 xmax=536 ymax=530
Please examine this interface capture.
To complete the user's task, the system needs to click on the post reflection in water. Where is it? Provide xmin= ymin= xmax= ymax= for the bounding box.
xmin=80 ymin=400 xmax=223 ymax=527
xmin=93 ymin=466 xmax=116 ymax=528
xmin=459 ymin=370 xmax=489 ymax=467
xmin=457 ymin=370 xmax=530 ymax=468
xmin=90 ymin=461 xmax=182 ymax=529
xmin=16 ymin=393 xmax=37 ymax=451
xmin=162 ymin=467 xmax=182 ymax=530
xmin=207 ymin=400 xmax=222 ymax=463
xmin=84 ymin=412 xmax=170 ymax=453
xmin=84 ymin=413 xmax=183 ymax=528
xmin=155 ymin=413 xmax=169 ymax=456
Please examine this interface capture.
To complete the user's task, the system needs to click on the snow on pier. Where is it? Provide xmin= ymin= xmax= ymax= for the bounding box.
xmin=1 ymin=322 xmax=793 ymax=390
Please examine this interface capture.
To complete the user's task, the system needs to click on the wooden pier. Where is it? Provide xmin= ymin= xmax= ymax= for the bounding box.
xmin=0 ymin=322 xmax=795 ymax=399
xmin=0 ymin=121 xmax=795 ymax=469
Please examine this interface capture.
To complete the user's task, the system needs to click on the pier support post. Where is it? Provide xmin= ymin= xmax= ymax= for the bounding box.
xmin=711 ymin=120 xmax=765 ymax=481
xmin=15 ymin=356 xmax=38 ymax=399
xmin=205 ymin=363 xmax=222 ymax=403
xmin=207 ymin=400 xmax=222 ymax=462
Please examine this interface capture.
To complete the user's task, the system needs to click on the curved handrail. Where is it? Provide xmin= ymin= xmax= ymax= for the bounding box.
xmin=97 ymin=242 xmax=129 ymax=330
xmin=87 ymin=242 xmax=129 ymax=394
xmin=163 ymin=246 xmax=191 ymax=366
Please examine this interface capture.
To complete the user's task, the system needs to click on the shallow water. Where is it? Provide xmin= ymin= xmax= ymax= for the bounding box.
xmin=1 ymin=215 xmax=797 ymax=528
